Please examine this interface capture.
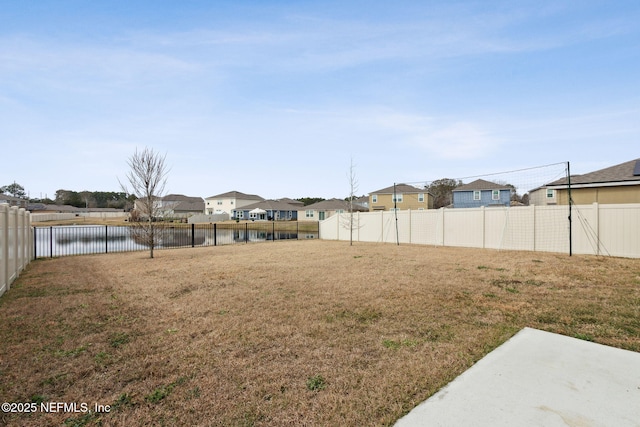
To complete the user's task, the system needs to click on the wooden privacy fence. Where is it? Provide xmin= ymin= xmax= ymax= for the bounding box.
xmin=320 ymin=203 xmax=640 ymax=258
xmin=0 ymin=203 xmax=32 ymax=297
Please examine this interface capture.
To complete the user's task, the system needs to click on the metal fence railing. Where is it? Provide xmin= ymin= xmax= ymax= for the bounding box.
xmin=33 ymin=222 xmax=320 ymax=258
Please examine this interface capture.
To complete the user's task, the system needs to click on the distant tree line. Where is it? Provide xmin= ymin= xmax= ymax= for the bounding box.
xmin=0 ymin=182 xmax=27 ymax=199
xmin=54 ymin=189 xmax=134 ymax=209
xmin=296 ymin=197 xmax=325 ymax=206
xmin=1 ymin=182 xmax=133 ymax=209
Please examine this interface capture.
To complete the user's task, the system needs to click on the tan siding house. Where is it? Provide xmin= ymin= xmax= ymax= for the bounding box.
xmin=369 ymin=184 xmax=434 ymax=211
xmin=530 ymin=158 xmax=640 ymax=205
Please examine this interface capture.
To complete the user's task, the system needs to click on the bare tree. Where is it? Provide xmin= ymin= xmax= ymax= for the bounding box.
xmin=341 ymin=157 xmax=360 ymax=246
xmin=119 ymin=147 xmax=169 ymax=258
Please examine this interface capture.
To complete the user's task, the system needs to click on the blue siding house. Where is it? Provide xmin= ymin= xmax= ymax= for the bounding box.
xmin=452 ymin=179 xmax=512 ymax=208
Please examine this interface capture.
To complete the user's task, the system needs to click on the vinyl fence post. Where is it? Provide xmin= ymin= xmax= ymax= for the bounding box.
xmin=191 ymin=223 xmax=195 ymax=247
xmin=33 ymin=226 xmax=38 ymax=259
xmin=1 ymin=204 xmax=8 ymax=292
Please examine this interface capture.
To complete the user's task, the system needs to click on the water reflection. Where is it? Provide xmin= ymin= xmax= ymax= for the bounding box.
xmin=34 ymin=225 xmax=318 ymax=257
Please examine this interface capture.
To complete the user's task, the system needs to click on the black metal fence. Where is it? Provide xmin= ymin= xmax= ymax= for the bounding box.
xmin=33 ymin=222 xmax=320 ymax=258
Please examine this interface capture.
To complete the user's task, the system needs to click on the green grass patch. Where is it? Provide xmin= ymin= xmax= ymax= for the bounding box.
xmin=574 ymin=332 xmax=594 ymax=342
xmin=306 ymin=375 xmax=326 ymax=392
xmin=145 ymin=377 xmax=189 ymax=403
xmin=56 ymin=345 xmax=88 ymax=358
xmin=109 ymin=332 xmax=131 ymax=348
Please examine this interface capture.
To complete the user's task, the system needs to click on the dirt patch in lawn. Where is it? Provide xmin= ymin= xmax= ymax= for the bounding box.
xmin=1 ymin=240 xmax=639 ymax=426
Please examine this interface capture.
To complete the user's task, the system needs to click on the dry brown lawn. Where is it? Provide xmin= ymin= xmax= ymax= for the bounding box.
xmin=1 ymin=240 xmax=639 ymax=426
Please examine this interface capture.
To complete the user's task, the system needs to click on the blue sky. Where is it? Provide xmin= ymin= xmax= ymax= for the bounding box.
xmin=1 ymin=0 xmax=639 ymax=201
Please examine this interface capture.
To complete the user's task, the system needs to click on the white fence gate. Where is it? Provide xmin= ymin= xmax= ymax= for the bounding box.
xmin=320 ymin=203 xmax=640 ymax=258
xmin=1 ymin=204 xmax=32 ymax=297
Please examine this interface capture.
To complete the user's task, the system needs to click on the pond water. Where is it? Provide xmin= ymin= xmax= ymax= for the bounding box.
xmin=33 ymin=225 xmax=318 ymax=257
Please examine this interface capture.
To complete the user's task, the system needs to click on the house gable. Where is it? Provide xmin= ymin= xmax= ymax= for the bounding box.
xmin=452 ymin=179 xmax=511 ymax=208
xmin=368 ymin=184 xmax=433 ymax=211
xmin=204 ymin=191 xmax=264 ymax=215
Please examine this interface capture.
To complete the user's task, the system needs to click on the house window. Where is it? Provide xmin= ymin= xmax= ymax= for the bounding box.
xmin=217 ymin=201 xmax=222 ymax=205
xmin=473 ymin=190 xmax=481 ymax=201
xmin=392 ymin=193 xmax=403 ymax=203
xmin=305 ymin=210 xmax=314 ymax=218
xmin=237 ymin=211 xmax=244 ymax=219
xmin=372 ymin=195 xmax=378 ymax=203
xmin=336 ymin=209 xmax=344 ymax=214
xmin=492 ymin=190 xmax=500 ymax=201
xmin=546 ymin=189 xmax=555 ymax=199
xmin=418 ymin=193 xmax=424 ymax=202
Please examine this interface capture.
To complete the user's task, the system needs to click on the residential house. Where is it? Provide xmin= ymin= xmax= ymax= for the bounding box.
xmin=232 ymin=199 xmax=300 ymax=221
xmin=299 ymin=198 xmax=368 ymax=222
xmin=529 ymin=158 xmax=640 ymax=205
xmin=0 ymin=194 xmax=28 ymax=208
xmin=452 ymin=179 xmax=511 ymax=208
xmin=28 ymin=203 xmax=83 ymax=213
xmin=353 ymin=196 xmax=369 ymax=210
xmin=277 ymin=198 xmax=305 ymax=209
xmin=204 ymin=191 xmax=264 ymax=216
xmin=134 ymin=194 xmax=205 ymax=219
xmin=369 ymin=184 xmax=434 ymax=211
xmin=160 ymin=194 xmax=205 ymax=218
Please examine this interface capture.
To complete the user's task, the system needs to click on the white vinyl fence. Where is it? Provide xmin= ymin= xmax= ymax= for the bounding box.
xmin=30 ymin=212 xmax=128 ymax=222
xmin=320 ymin=203 xmax=640 ymax=258
xmin=1 ymin=204 xmax=32 ymax=297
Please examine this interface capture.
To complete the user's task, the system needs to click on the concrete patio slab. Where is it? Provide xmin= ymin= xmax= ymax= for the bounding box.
xmin=394 ymin=327 xmax=640 ymax=427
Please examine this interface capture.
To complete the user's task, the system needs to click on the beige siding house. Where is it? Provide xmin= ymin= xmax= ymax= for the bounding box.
xmin=369 ymin=184 xmax=434 ymax=211
xmin=0 ymin=195 xmax=28 ymax=208
xmin=530 ymin=158 xmax=640 ymax=205
xmin=157 ymin=194 xmax=205 ymax=218
xmin=204 ymin=191 xmax=264 ymax=215
xmin=299 ymin=198 xmax=368 ymax=221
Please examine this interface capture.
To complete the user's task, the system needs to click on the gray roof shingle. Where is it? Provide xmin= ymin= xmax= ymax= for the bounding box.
xmin=453 ymin=179 xmax=511 ymax=192
xmin=206 ymin=191 xmax=264 ymax=200
xmin=370 ymin=183 xmax=426 ymax=194
xmin=305 ymin=198 xmax=368 ymax=212
xmin=548 ymin=158 xmax=640 ymax=186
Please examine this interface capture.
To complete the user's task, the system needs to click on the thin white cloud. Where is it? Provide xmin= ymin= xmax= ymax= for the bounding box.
xmin=0 ymin=35 xmax=199 ymax=88
xmin=359 ymin=110 xmax=500 ymax=160
xmin=416 ymin=122 xmax=499 ymax=159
